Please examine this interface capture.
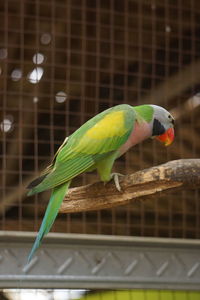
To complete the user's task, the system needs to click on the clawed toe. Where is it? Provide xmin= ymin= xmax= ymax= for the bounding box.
xmin=111 ymin=172 xmax=124 ymax=192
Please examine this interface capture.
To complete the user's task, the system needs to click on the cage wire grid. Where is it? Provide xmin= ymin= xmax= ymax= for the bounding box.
xmin=0 ymin=0 xmax=200 ymax=239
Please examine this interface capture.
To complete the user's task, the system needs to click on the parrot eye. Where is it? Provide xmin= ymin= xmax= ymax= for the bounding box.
xmin=168 ymin=114 xmax=175 ymax=125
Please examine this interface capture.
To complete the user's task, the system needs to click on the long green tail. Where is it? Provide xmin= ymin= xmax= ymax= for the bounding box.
xmin=27 ymin=181 xmax=71 ymax=263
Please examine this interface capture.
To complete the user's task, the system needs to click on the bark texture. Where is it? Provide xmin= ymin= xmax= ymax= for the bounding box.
xmin=60 ymin=159 xmax=200 ymax=213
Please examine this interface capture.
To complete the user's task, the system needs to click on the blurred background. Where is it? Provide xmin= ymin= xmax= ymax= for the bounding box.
xmin=1 ymin=289 xmax=200 ymax=300
xmin=0 ymin=0 xmax=200 ymax=298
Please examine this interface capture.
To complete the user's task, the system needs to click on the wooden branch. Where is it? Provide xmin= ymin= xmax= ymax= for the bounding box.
xmin=60 ymin=159 xmax=200 ymax=213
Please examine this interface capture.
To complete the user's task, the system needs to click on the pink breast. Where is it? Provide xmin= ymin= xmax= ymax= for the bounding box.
xmin=118 ymin=121 xmax=151 ymax=156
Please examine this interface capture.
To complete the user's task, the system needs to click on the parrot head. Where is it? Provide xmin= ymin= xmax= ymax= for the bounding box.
xmin=151 ymin=105 xmax=175 ymax=146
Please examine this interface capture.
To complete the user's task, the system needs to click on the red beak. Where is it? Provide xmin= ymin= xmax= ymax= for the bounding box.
xmin=156 ymin=127 xmax=175 ymax=146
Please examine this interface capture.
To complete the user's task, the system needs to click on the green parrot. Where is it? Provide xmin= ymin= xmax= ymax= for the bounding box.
xmin=27 ymin=104 xmax=175 ymax=262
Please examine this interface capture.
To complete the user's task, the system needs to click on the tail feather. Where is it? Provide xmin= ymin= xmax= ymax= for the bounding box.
xmin=27 ymin=181 xmax=71 ymax=263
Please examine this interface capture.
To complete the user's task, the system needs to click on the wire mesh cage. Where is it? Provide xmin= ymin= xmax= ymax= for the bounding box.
xmin=0 ymin=0 xmax=199 ymax=240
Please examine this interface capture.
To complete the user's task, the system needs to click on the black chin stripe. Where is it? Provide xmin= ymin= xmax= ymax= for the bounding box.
xmin=152 ymin=118 xmax=165 ymax=136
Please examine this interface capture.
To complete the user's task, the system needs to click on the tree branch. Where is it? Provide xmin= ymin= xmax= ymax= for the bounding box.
xmin=60 ymin=159 xmax=200 ymax=213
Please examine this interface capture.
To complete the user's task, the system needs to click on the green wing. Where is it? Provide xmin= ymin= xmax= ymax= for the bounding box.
xmin=28 ymin=104 xmax=136 ymax=195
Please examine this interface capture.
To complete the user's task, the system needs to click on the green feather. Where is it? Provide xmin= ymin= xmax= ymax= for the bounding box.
xmin=28 ymin=155 xmax=95 ymax=195
xmin=28 ymin=104 xmax=135 ymax=195
xmin=133 ymin=105 xmax=153 ymax=123
xmin=27 ymin=181 xmax=70 ymax=262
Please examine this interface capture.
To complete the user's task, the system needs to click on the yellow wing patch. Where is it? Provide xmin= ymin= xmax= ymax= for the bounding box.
xmin=86 ymin=110 xmax=125 ymax=139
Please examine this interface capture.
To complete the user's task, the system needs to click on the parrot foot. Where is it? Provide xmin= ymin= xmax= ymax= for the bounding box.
xmin=110 ymin=173 xmax=124 ymax=192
